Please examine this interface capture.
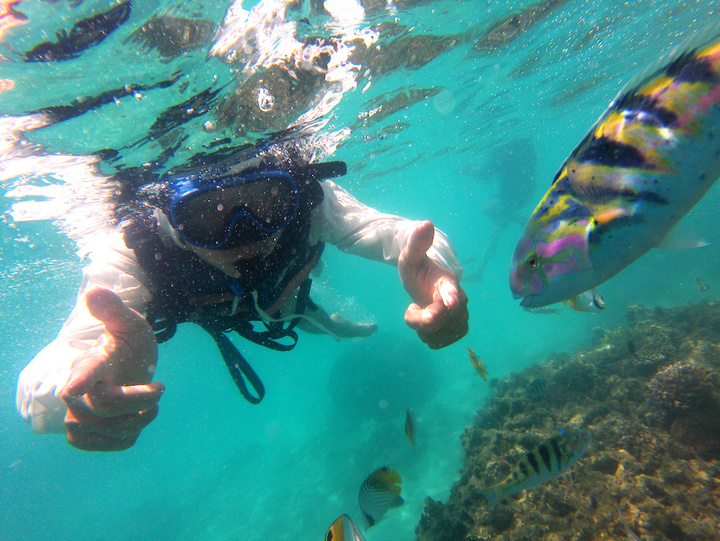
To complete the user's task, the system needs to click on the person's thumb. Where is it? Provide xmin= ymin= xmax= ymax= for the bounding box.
xmin=436 ymin=276 xmax=459 ymax=309
xmin=402 ymin=221 xmax=435 ymax=267
xmin=85 ymin=287 xmax=148 ymax=337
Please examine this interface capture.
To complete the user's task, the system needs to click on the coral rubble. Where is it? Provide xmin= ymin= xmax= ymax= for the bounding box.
xmin=416 ymin=301 xmax=720 ymax=540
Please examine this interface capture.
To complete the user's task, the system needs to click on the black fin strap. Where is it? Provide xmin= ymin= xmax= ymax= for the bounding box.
xmin=203 ymin=324 xmax=265 ymax=404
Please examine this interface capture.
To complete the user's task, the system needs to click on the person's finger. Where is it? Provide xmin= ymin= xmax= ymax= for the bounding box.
xmin=404 ymin=301 xmax=448 ymax=333
xmin=418 ymin=314 xmax=469 ymax=349
xmin=404 ymin=302 xmax=424 ymax=329
xmin=61 ymin=343 xmax=120 ymax=398
xmin=86 ymin=382 xmax=165 ymax=417
xmin=416 ymin=317 xmax=468 ymax=349
xmin=400 ymin=221 xmax=435 ymax=268
xmin=85 ymin=287 xmax=148 ymax=337
xmin=405 ymin=298 xmax=469 ymax=348
xmin=67 ymin=429 xmax=141 ymax=452
xmin=65 ymin=405 xmax=159 ymax=438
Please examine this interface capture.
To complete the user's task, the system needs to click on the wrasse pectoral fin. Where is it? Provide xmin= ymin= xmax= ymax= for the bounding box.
xmin=588 ymin=210 xmax=641 ymax=244
xmin=657 ymin=223 xmax=711 ymax=250
xmin=594 ymin=207 xmax=630 ymax=225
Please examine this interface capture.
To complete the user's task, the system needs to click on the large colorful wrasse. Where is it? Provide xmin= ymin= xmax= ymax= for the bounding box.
xmin=510 ymin=31 xmax=720 ymax=308
xmin=479 ymin=429 xmax=592 ymax=508
xmin=325 ymin=514 xmax=366 ymax=541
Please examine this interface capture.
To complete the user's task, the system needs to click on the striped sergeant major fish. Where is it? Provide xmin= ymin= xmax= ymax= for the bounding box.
xmin=479 ymin=429 xmax=592 ymax=508
xmin=510 ymin=29 xmax=720 ymax=308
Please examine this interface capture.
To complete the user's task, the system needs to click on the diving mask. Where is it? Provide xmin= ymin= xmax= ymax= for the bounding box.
xmin=168 ymin=169 xmax=300 ymax=249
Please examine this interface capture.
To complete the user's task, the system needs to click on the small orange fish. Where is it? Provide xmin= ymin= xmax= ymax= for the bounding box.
xmin=696 ymin=276 xmax=711 ymax=292
xmin=405 ymin=408 xmax=417 ymax=449
xmin=468 ymin=347 xmax=489 ymax=381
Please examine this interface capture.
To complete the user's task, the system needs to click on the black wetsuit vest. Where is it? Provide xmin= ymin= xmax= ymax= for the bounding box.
xmin=123 ymin=176 xmax=325 ymax=404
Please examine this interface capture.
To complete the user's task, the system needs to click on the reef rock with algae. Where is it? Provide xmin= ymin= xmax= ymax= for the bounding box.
xmin=416 ymin=301 xmax=720 ymax=541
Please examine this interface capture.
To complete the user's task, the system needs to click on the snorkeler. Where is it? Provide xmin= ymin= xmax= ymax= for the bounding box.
xmin=15 ymin=138 xmax=469 ymax=452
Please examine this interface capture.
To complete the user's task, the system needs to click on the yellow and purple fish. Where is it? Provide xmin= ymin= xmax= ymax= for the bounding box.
xmin=479 ymin=429 xmax=592 ymax=508
xmin=358 ymin=467 xmax=403 ymax=529
xmin=510 ymin=30 xmax=720 ymax=308
xmin=325 ymin=514 xmax=366 ymax=541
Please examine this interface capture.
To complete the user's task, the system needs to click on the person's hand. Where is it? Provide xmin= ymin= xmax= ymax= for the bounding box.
xmin=60 ymin=287 xmax=164 ymax=451
xmin=398 ymin=220 xmax=469 ymax=349
xmin=329 ymin=314 xmax=378 ymax=338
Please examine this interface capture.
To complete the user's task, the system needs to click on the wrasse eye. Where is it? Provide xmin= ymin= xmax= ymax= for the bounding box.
xmin=527 ymin=256 xmax=539 ymax=269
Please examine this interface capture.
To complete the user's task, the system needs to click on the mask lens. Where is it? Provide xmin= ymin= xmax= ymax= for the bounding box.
xmin=170 ymin=170 xmax=298 ymax=248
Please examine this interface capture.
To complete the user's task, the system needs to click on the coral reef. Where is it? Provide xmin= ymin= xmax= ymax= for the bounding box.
xmin=416 ymin=301 xmax=720 ymax=540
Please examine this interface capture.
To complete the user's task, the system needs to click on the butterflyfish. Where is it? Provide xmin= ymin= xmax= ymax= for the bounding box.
xmin=358 ymin=467 xmax=403 ymax=529
xmin=565 ymin=289 xmax=605 ymax=312
xmin=511 ymin=28 xmax=720 ymax=308
xmin=479 ymin=429 xmax=592 ymax=508
xmin=467 ymin=347 xmax=489 ymax=380
xmin=324 ymin=514 xmax=366 ymax=541
xmin=405 ymin=408 xmax=417 ymax=449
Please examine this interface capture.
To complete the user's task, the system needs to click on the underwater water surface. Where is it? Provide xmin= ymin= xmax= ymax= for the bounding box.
xmin=1 ymin=1 xmax=720 ymax=540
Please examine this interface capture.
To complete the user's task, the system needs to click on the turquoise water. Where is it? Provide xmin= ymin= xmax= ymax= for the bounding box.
xmin=1 ymin=1 xmax=720 ymax=539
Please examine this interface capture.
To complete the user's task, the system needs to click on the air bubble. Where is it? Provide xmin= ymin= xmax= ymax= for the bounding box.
xmin=257 ymin=87 xmax=274 ymax=112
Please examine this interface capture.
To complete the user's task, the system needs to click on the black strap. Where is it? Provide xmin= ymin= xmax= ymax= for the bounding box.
xmin=235 ymin=320 xmax=299 ymax=351
xmin=196 ymin=278 xmax=313 ymax=404
xmin=202 ymin=322 xmax=265 ymax=404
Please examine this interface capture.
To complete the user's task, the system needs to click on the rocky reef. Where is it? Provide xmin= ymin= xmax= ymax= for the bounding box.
xmin=416 ymin=301 xmax=720 ymax=540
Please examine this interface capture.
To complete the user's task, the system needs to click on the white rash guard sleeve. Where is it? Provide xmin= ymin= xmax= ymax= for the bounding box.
xmin=309 ymin=180 xmax=462 ymax=277
xmin=16 ymin=231 xmax=152 ymax=434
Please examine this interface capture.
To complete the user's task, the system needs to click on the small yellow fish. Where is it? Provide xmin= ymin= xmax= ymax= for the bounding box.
xmin=696 ymin=276 xmax=711 ymax=292
xmin=468 ymin=347 xmax=489 ymax=381
xmin=405 ymin=408 xmax=417 ymax=449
